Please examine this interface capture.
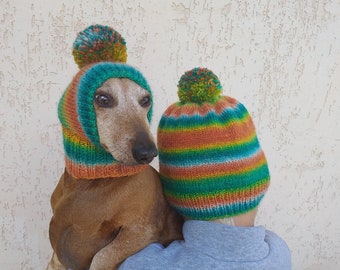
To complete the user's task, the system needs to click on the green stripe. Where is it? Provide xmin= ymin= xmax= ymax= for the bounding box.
xmin=160 ymin=164 xmax=270 ymax=198
xmin=164 ymin=177 xmax=269 ymax=200
xmin=63 ymin=136 xmax=115 ymax=164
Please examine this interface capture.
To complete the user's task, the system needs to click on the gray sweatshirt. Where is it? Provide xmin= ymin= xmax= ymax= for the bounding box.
xmin=119 ymin=220 xmax=291 ymax=270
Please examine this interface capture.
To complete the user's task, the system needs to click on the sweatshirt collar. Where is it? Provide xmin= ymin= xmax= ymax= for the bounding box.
xmin=183 ymin=220 xmax=269 ymax=262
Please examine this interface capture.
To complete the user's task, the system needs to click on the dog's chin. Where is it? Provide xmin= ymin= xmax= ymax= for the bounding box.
xmin=113 ymin=156 xmax=153 ymax=166
xmin=104 ymin=146 xmax=152 ymax=166
xmin=119 ymin=159 xmax=142 ymax=166
xmin=108 ymin=152 xmax=141 ymax=166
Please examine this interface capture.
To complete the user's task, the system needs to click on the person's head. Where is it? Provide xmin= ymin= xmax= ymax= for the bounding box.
xmin=157 ymin=68 xmax=270 ymax=225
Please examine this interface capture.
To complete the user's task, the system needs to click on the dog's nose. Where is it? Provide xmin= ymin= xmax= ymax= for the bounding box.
xmin=132 ymin=132 xmax=158 ymax=164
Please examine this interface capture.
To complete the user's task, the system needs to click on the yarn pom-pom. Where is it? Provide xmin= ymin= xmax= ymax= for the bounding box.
xmin=73 ymin=24 xmax=127 ymax=69
xmin=177 ymin=68 xmax=222 ymax=104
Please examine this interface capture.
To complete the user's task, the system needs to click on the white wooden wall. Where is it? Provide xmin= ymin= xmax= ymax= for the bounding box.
xmin=1 ymin=0 xmax=339 ymax=269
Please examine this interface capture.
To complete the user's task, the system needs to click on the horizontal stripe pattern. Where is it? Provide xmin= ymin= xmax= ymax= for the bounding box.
xmin=65 ymin=157 xmax=147 ymax=179
xmin=159 ymin=99 xmax=248 ymax=131
xmin=162 ymin=96 xmax=239 ymax=118
xmin=62 ymin=127 xmax=114 ymax=165
xmin=163 ymin=173 xmax=269 ymax=219
xmin=159 ymin=131 xmax=257 ymax=154
xmin=157 ymin=95 xmax=270 ymax=219
xmin=160 ymin=164 xmax=270 ymax=200
xmin=62 ymin=127 xmax=148 ymax=179
xmin=158 ymin=120 xmax=256 ymax=152
xmin=170 ymin=193 xmax=266 ymax=220
xmin=174 ymin=180 xmax=267 ymax=204
xmin=158 ymin=135 xmax=262 ymax=167
xmin=160 ymin=150 xmax=268 ymax=181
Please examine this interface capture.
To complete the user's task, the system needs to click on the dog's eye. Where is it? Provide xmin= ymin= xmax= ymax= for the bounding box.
xmin=94 ymin=93 xmax=114 ymax=108
xmin=140 ymin=96 xmax=151 ymax=107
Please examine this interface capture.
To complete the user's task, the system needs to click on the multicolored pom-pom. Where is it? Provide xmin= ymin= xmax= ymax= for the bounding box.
xmin=72 ymin=24 xmax=127 ymax=69
xmin=177 ymin=67 xmax=222 ymax=104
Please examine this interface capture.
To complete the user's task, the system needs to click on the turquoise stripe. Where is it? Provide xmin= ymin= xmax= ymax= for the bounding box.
xmin=171 ymin=194 xmax=264 ymax=220
xmin=159 ymin=102 xmax=249 ymax=130
xmin=159 ymin=141 xmax=262 ymax=167
xmin=160 ymin=164 xmax=270 ymax=195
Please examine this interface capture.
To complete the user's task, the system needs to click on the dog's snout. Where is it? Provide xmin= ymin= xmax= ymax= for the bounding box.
xmin=133 ymin=146 xmax=158 ymax=164
xmin=132 ymin=132 xmax=158 ymax=164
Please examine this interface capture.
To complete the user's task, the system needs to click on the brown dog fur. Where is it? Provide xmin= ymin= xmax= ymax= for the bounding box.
xmin=47 ymin=79 xmax=183 ymax=270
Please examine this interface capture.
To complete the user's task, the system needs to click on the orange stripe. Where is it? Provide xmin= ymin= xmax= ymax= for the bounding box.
xmin=158 ymin=116 xmax=256 ymax=151
xmin=163 ymin=96 xmax=239 ymax=118
xmin=63 ymin=67 xmax=93 ymax=138
xmin=65 ymin=158 xmax=147 ymax=179
xmin=160 ymin=150 xmax=267 ymax=179
xmin=161 ymin=131 xmax=257 ymax=153
xmin=63 ymin=126 xmax=92 ymax=144
xmin=167 ymin=181 xmax=269 ymax=207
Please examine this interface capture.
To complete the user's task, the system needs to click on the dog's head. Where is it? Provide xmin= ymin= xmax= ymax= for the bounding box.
xmin=58 ymin=25 xmax=158 ymax=178
xmin=94 ymin=78 xmax=157 ymax=165
xmin=58 ymin=63 xmax=157 ymax=167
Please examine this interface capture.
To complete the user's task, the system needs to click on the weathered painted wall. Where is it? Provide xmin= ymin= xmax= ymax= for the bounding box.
xmin=1 ymin=0 xmax=339 ymax=269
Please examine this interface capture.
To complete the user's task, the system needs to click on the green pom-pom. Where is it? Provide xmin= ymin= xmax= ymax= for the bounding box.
xmin=72 ymin=24 xmax=127 ymax=69
xmin=177 ymin=68 xmax=222 ymax=104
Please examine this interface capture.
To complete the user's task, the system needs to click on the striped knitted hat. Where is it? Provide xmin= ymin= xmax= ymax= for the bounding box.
xmin=157 ymin=68 xmax=270 ymax=220
xmin=58 ymin=25 xmax=152 ymax=179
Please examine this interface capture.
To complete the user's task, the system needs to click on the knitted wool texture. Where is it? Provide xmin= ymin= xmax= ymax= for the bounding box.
xmin=58 ymin=25 xmax=152 ymax=179
xmin=157 ymin=68 xmax=270 ymax=220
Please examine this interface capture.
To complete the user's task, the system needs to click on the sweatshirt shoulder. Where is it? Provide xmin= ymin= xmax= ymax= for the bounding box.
xmin=265 ymin=229 xmax=292 ymax=270
xmin=265 ymin=229 xmax=290 ymax=250
xmin=119 ymin=243 xmax=166 ymax=270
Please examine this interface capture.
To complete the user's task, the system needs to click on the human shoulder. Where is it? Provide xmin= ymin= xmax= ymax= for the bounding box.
xmin=264 ymin=229 xmax=291 ymax=270
xmin=265 ymin=229 xmax=290 ymax=250
xmin=119 ymin=241 xmax=183 ymax=270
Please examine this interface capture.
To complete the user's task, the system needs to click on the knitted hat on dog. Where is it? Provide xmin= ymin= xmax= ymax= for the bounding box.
xmin=157 ymin=68 xmax=270 ymax=220
xmin=58 ymin=25 xmax=152 ymax=179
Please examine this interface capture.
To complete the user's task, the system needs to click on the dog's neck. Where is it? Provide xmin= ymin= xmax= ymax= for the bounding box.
xmin=62 ymin=127 xmax=147 ymax=179
xmin=65 ymin=157 xmax=148 ymax=179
